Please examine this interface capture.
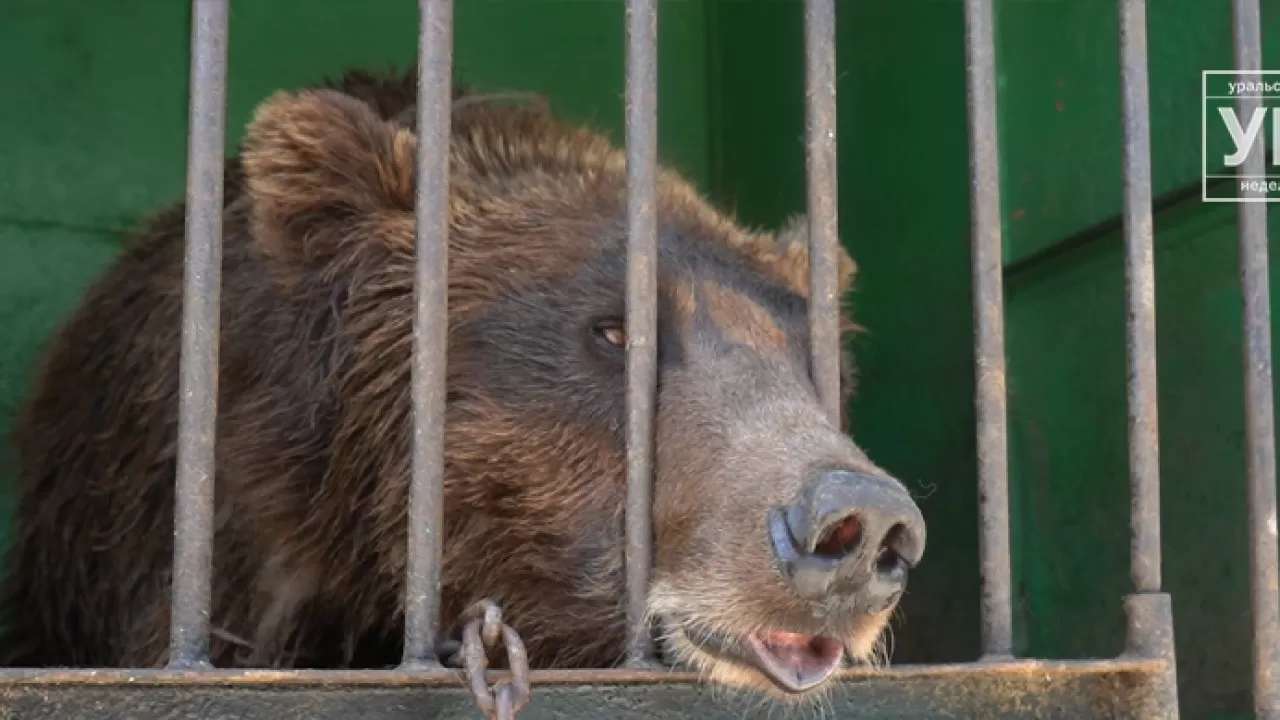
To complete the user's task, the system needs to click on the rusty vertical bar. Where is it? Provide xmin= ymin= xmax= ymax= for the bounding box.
xmin=1117 ymin=4 xmax=1181 ymax=717
xmin=624 ymin=0 xmax=658 ymax=667
xmin=963 ymin=0 xmax=1013 ymax=660
xmin=1118 ymin=0 xmax=1162 ymax=596
xmin=804 ymin=0 xmax=841 ymax=426
xmin=1232 ymin=1 xmax=1280 ymax=716
xmin=402 ymin=0 xmax=454 ymax=669
xmin=168 ymin=0 xmax=229 ymax=670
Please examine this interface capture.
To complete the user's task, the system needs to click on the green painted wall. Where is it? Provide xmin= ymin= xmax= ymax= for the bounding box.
xmin=1006 ymin=191 xmax=1280 ymax=720
xmin=992 ymin=2 xmax=1280 ymax=718
xmin=995 ymin=0 xmax=1260 ymax=266
xmin=1 ymin=1 xmax=1277 ymax=718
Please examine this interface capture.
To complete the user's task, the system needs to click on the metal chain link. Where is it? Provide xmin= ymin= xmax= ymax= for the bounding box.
xmin=441 ymin=599 xmax=531 ymax=719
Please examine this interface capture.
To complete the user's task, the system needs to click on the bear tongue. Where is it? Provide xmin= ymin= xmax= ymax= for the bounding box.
xmin=742 ymin=630 xmax=844 ymax=693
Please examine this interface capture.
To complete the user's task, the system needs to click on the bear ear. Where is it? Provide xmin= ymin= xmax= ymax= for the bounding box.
xmin=768 ymin=214 xmax=863 ymax=337
xmin=770 ymin=214 xmax=857 ymax=297
xmin=239 ymin=88 xmax=418 ymax=269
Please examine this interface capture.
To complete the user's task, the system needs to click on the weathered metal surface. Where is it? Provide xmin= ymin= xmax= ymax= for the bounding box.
xmin=0 ymin=660 xmax=1173 ymax=719
xmin=1116 ymin=7 xmax=1180 ymax=717
xmin=403 ymin=0 xmax=454 ymax=670
xmin=962 ymin=0 xmax=1013 ymax=660
xmin=1122 ymin=592 xmax=1181 ymax=719
xmin=170 ymin=0 xmax=229 ymax=670
xmin=1117 ymin=0 xmax=1162 ymax=597
xmin=803 ymin=0 xmax=841 ymax=426
xmin=444 ymin=599 xmax=531 ymax=718
xmin=1231 ymin=1 xmax=1280 ymax=717
xmin=623 ymin=0 xmax=659 ymax=668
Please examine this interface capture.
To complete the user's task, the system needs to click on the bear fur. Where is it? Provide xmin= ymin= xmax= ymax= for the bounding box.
xmin=0 ymin=67 xmax=905 ymax=701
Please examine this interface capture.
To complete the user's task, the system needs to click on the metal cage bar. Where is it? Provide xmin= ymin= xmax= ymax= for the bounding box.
xmin=1116 ymin=6 xmax=1182 ymax=715
xmin=403 ymin=0 xmax=455 ymax=669
xmin=1118 ymin=0 xmax=1163 ymax=599
xmin=804 ymin=0 xmax=841 ymax=426
xmin=1232 ymin=1 xmax=1280 ymax=717
xmin=0 ymin=660 xmax=1173 ymax=719
xmin=962 ymin=0 xmax=1014 ymax=660
xmin=624 ymin=0 xmax=659 ymax=668
xmin=169 ymin=0 xmax=230 ymax=670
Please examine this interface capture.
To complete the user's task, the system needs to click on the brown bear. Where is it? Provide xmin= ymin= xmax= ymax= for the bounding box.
xmin=0 ymin=67 xmax=926 ymax=701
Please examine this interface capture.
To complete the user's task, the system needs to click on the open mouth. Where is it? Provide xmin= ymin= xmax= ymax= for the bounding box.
xmin=742 ymin=631 xmax=845 ymax=693
xmin=684 ymin=626 xmax=846 ymax=694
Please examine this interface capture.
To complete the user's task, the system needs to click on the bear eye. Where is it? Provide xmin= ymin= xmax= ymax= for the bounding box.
xmin=592 ymin=320 xmax=627 ymax=349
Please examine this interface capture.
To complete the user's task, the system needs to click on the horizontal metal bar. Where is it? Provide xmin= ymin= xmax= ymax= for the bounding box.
xmin=624 ymin=0 xmax=659 ymax=668
xmin=1232 ymin=1 xmax=1280 ymax=717
xmin=0 ymin=659 xmax=1166 ymax=686
xmin=0 ymin=660 xmax=1172 ymax=720
xmin=963 ymin=0 xmax=1014 ymax=660
xmin=403 ymin=0 xmax=455 ymax=669
xmin=804 ymin=0 xmax=841 ymax=426
xmin=169 ymin=0 xmax=230 ymax=670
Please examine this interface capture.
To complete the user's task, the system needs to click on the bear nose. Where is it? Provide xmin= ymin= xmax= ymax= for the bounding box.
xmin=767 ymin=470 xmax=926 ymax=613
